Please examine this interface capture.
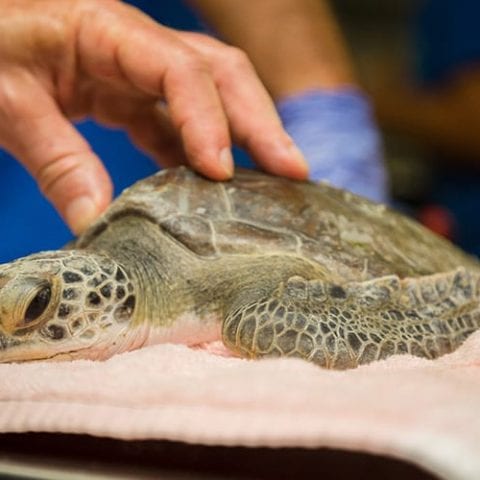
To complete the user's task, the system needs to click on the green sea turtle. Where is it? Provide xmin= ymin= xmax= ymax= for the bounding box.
xmin=1 ymin=167 xmax=479 ymax=368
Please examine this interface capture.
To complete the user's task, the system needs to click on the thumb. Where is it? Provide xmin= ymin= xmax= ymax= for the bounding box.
xmin=0 ymin=74 xmax=112 ymax=234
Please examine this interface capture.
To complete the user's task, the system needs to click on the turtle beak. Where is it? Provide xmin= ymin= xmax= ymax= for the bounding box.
xmin=0 ymin=273 xmax=12 ymax=331
xmin=0 ymin=330 xmax=26 ymax=362
xmin=0 ymin=331 xmax=17 ymax=351
xmin=0 ymin=331 xmax=8 ymax=351
xmin=0 ymin=329 xmax=61 ymax=363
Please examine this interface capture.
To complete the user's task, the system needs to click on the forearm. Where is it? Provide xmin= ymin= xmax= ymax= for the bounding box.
xmin=190 ymin=0 xmax=357 ymax=99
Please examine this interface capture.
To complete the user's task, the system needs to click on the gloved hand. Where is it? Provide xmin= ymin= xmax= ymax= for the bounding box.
xmin=277 ymin=88 xmax=389 ymax=203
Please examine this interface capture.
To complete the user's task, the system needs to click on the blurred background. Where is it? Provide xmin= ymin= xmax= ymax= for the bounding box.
xmin=2 ymin=0 xmax=480 ymax=262
xmin=335 ymin=0 xmax=480 ymax=255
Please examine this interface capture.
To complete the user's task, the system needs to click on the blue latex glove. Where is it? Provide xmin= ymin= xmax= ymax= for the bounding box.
xmin=276 ymin=88 xmax=389 ymax=203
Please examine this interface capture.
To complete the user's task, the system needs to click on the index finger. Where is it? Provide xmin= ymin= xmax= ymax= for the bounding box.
xmin=178 ymin=32 xmax=309 ymax=180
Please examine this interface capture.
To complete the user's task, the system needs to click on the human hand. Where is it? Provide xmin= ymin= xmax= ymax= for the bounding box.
xmin=0 ymin=0 xmax=307 ymax=233
xmin=277 ymin=89 xmax=389 ymax=203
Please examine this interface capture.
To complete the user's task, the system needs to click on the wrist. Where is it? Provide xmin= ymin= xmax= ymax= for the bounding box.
xmin=270 ymin=77 xmax=359 ymax=101
xmin=277 ymin=87 xmax=371 ymax=110
xmin=276 ymin=88 xmax=389 ymax=203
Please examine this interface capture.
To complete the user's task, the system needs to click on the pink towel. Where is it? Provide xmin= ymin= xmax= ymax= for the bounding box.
xmin=1 ymin=333 xmax=480 ymax=480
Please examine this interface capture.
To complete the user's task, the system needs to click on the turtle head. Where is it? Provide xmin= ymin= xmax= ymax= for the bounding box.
xmin=0 ymin=250 xmax=137 ymax=362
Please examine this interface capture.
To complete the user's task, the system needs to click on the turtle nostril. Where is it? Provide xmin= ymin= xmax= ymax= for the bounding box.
xmin=24 ymin=285 xmax=51 ymax=324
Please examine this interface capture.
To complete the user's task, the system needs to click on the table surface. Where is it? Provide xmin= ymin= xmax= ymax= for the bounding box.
xmin=0 ymin=433 xmax=439 ymax=480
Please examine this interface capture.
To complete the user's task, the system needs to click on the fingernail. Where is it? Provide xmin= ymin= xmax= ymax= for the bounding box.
xmin=65 ymin=196 xmax=99 ymax=235
xmin=272 ymin=137 xmax=309 ymax=178
xmin=288 ymin=143 xmax=309 ymax=177
xmin=219 ymin=147 xmax=234 ymax=177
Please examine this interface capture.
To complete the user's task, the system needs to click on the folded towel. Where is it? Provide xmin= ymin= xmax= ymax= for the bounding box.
xmin=1 ymin=332 xmax=480 ymax=480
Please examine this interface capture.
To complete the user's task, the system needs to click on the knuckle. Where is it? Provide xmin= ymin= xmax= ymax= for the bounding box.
xmin=174 ymin=112 xmax=203 ymax=141
xmin=176 ymin=48 xmax=211 ymax=76
xmin=223 ymin=46 xmax=253 ymax=71
xmin=36 ymin=154 xmax=83 ymax=197
xmin=0 ymin=89 xmax=18 ymax=126
xmin=0 ymin=74 xmax=29 ymax=120
xmin=73 ymin=0 xmax=119 ymax=17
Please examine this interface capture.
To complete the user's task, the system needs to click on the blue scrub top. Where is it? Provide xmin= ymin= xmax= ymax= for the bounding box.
xmin=0 ymin=1 xmax=252 ymax=263
xmin=416 ymin=0 xmax=480 ymax=86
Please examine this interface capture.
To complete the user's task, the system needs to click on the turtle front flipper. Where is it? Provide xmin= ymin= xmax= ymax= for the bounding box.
xmin=222 ymin=269 xmax=480 ymax=369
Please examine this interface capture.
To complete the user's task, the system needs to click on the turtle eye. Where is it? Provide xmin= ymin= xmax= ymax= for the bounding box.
xmin=24 ymin=284 xmax=52 ymax=324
